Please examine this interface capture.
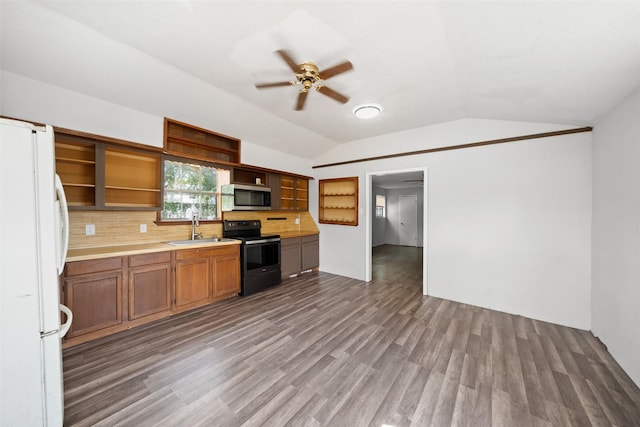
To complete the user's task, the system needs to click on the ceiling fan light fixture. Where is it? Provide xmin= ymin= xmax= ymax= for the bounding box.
xmin=353 ymin=104 xmax=382 ymax=119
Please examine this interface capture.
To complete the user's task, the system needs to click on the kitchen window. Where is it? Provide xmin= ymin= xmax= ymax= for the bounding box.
xmin=161 ymin=159 xmax=230 ymax=221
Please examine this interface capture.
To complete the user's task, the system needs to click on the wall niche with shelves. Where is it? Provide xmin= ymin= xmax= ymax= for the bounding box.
xmin=319 ymin=177 xmax=358 ymax=226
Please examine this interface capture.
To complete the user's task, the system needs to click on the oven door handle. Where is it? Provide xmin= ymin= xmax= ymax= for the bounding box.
xmin=245 ymin=238 xmax=281 ymax=245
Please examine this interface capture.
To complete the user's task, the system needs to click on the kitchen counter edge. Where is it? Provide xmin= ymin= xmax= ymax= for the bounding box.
xmin=67 ymin=240 xmax=241 ymax=262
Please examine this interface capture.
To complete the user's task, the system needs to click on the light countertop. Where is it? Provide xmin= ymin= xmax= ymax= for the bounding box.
xmin=67 ymin=239 xmax=241 ymax=262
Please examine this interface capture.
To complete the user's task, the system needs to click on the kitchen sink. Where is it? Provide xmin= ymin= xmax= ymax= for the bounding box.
xmin=166 ymin=238 xmax=235 ymax=246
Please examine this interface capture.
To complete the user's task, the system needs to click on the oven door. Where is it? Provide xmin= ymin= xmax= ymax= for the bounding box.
xmin=245 ymin=238 xmax=280 ymax=270
xmin=241 ymin=239 xmax=281 ymax=296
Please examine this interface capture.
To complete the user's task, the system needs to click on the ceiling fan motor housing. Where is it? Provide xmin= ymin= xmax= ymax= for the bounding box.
xmin=298 ymin=62 xmax=321 ymax=91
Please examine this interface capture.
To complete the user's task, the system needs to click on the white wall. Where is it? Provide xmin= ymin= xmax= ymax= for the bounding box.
xmin=0 ymin=71 xmax=314 ymax=177
xmin=315 ymin=120 xmax=592 ymax=329
xmin=591 ymin=87 xmax=640 ymax=386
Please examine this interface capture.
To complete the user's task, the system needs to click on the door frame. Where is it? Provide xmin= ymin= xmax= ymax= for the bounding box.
xmin=365 ymin=167 xmax=428 ymax=296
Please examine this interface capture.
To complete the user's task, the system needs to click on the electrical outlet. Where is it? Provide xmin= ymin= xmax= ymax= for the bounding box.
xmin=294 ymin=217 xmax=300 ymax=225
xmin=140 ymin=224 xmax=147 ymax=233
xmin=85 ymin=224 xmax=95 ymax=236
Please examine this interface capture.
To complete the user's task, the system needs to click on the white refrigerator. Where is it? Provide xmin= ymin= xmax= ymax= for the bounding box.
xmin=1 ymin=118 xmax=72 ymax=426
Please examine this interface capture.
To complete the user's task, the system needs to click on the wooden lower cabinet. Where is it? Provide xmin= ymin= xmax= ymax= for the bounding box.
xmin=175 ymin=250 xmax=212 ymax=310
xmin=128 ymin=252 xmax=172 ymax=321
xmin=175 ymin=245 xmax=240 ymax=310
xmin=63 ymin=257 xmax=124 ymax=339
xmin=212 ymin=247 xmax=241 ymax=297
xmin=62 ymin=245 xmax=240 ymax=346
xmin=281 ymin=237 xmax=302 ymax=278
xmin=281 ymin=234 xmax=319 ymax=279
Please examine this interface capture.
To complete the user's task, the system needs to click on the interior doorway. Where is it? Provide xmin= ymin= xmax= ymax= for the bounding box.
xmin=365 ymin=167 xmax=428 ymax=295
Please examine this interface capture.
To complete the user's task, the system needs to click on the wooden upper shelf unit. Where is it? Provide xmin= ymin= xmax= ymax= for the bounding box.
xmin=164 ymin=118 xmax=241 ymax=164
xmin=54 ymin=129 xmax=161 ymax=210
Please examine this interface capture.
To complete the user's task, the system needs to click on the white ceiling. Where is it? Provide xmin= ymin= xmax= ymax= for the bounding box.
xmin=373 ymin=171 xmax=424 ymax=190
xmin=2 ymin=1 xmax=640 ymax=161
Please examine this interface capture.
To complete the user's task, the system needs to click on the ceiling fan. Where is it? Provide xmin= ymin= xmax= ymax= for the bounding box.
xmin=255 ymin=50 xmax=353 ymax=111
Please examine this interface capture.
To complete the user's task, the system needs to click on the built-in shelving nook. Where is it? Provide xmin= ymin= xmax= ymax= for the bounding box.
xmin=319 ymin=177 xmax=358 ymax=226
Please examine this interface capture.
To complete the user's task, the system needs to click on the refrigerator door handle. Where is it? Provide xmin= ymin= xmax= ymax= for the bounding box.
xmin=55 ymin=174 xmax=69 ymax=274
xmin=59 ymin=304 xmax=73 ymax=338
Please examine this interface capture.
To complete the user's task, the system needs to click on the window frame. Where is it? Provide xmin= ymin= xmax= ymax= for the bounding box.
xmin=375 ymin=194 xmax=386 ymax=219
xmin=155 ymin=155 xmax=230 ymax=225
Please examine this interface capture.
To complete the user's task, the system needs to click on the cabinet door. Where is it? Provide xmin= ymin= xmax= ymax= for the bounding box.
xmin=175 ymin=257 xmax=211 ymax=308
xmin=128 ymin=263 xmax=172 ymax=320
xmin=63 ymin=271 xmax=123 ymax=337
xmin=301 ymin=235 xmax=319 ymax=271
xmin=281 ymin=237 xmax=302 ymax=278
xmin=268 ymin=174 xmax=281 ymax=210
xmin=212 ymin=249 xmax=240 ymax=297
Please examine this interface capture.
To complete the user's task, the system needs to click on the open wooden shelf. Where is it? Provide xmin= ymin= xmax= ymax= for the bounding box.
xmin=105 ymin=147 xmax=161 ymax=209
xmin=164 ymin=118 xmax=240 ymax=164
xmin=55 ymin=130 xmax=162 ymax=210
xmin=55 ymin=139 xmax=97 ymax=208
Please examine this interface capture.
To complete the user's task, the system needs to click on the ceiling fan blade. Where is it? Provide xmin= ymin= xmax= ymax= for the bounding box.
xmin=295 ymin=91 xmax=308 ymax=110
xmin=276 ymin=50 xmax=301 ymax=74
xmin=255 ymin=81 xmax=294 ymax=89
xmin=317 ymin=85 xmax=349 ymax=104
xmin=319 ymin=61 xmax=353 ymax=80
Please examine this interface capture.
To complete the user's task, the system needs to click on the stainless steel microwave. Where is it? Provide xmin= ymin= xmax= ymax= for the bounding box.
xmin=221 ymin=184 xmax=271 ymax=211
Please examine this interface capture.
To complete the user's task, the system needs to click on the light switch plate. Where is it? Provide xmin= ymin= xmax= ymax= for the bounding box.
xmin=85 ymin=224 xmax=95 ymax=236
xmin=140 ymin=224 xmax=147 ymax=233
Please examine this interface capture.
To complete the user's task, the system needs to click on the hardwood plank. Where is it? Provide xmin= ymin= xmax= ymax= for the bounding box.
xmin=61 ymin=245 xmax=640 ymax=426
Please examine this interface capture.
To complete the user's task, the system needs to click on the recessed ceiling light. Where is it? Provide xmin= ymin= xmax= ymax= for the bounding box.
xmin=353 ymin=104 xmax=382 ymax=119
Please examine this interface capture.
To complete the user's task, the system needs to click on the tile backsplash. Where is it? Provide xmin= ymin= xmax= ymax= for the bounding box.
xmin=68 ymin=211 xmax=223 ymax=249
xmin=68 ymin=210 xmax=319 ymax=249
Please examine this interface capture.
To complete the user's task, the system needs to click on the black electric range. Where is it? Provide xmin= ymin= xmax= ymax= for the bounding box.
xmin=223 ymin=220 xmax=281 ymax=296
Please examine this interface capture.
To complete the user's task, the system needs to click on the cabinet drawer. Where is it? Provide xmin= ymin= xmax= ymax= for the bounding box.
xmin=214 ymin=245 xmax=239 ymax=257
xmin=281 ymin=236 xmax=301 ymax=248
xmin=175 ymin=246 xmax=220 ymax=260
xmin=129 ymin=251 xmax=172 ymax=267
xmin=65 ymin=256 xmax=122 ymax=276
xmin=302 ymin=234 xmax=319 ymax=244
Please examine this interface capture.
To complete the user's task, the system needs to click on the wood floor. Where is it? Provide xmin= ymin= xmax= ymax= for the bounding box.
xmin=63 ymin=244 xmax=640 ymax=426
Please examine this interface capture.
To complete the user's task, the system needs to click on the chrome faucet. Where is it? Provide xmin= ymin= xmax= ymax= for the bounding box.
xmin=191 ymin=211 xmax=202 ymax=240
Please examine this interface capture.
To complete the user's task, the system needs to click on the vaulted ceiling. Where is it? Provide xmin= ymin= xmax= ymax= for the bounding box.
xmin=2 ymin=1 xmax=640 ymax=160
